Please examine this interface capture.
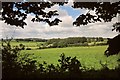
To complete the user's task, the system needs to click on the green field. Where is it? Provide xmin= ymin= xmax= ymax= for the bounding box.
xmin=0 ymin=41 xmax=45 ymax=49
xmin=1 ymin=41 xmax=119 ymax=70
xmin=11 ymin=41 xmax=45 ymax=47
xmin=20 ymin=46 xmax=120 ymax=70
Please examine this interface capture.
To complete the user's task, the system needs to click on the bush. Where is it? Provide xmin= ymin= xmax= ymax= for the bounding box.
xmin=19 ymin=43 xmax=25 ymax=50
xmin=2 ymin=40 xmax=38 ymax=79
xmin=2 ymin=41 xmax=21 ymax=78
xmin=38 ymin=46 xmax=47 ymax=49
xmin=58 ymin=53 xmax=81 ymax=73
xmin=26 ymin=47 xmax=32 ymax=50
xmin=68 ymin=43 xmax=88 ymax=47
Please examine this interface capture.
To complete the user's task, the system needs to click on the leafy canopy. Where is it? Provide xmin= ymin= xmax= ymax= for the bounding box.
xmin=1 ymin=1 xmax=120 ymax=32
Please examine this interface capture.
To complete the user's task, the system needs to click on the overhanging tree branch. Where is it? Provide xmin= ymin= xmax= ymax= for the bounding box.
xmin=1 ymin=2 xmax=67 ymax=28
xmin=1 ymin=1 xmax=120 ymax=32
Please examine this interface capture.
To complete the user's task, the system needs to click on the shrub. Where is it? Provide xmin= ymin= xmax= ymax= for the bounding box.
xmin=2 ymin=40 xmax=37 ymax=79
xmin=26 ymin=47 xmax=32 ymax=50
xmin=58 ymin=53 xmax=81 ymax=73
xmin=19 ymin=43 xmax=25 ymax=50
xmin=2 ymin=41 xmax=21 ymax=78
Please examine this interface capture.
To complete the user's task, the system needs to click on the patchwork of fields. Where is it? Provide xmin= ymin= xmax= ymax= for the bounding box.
xmin=20 ymin=46 xmax=120 ymax=70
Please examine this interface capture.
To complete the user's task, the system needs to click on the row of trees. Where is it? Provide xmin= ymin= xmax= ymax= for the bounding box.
xmin=1 ymin=38 xmax=48 ymax=42
xmin=1 ymin=37 xmax=106 ymax=50
xmin=15 ymin=38 xmax=47 ymax=42
xmin=43 ymin=37 xmax=106 ymax=48
xmin=1 ymin=37 xmax=104 ymax=43
xmin=47 ymin=37 xmax=104 ymax=44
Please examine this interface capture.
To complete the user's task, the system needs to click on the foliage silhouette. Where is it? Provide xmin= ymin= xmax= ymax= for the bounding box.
xmin=1 ymin=1 xmax=120 ymax=30
xmin=2 ymin=1 xmax=67 ymax=28
xmin=58 ymin=53 xmax=81 ymax=73
xmin=73 ymin=2 xmax=120 ymax=27
xmin=2 ymin=40 xmax=21 ymax=78
xmin=112 ymin=22 xmax=120 ymax=32
xmin=105 ymin=34 xmax=120 ymax=57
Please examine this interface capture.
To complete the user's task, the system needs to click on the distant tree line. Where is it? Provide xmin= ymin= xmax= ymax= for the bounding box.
xmin=0 ymin=38 xmax=48 ymax=42
xmin=15 ymin=38 xmax=48 ymax=42
xmin=0 ymin=37 xmax=106 ymax=43
xmin=47 ymin=37 xmax=105 ymax=44
xmin=0 ymin=37 xmax=107 ymax=50
xmin=45 ymin=37 xmax=106 ymax=48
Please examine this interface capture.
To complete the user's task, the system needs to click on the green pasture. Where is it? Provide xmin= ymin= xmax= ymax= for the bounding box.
xmin=20 ymin=46 xmax=120 ymax=70
xmin=11 ymin=41 xmax=45 ymax=47
xmin=0 ymin=41 xmax=45 ymax=49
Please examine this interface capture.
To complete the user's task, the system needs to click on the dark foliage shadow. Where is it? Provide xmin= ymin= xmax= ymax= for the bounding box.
xmin=104 ymin=34 xmax=120 ymax=57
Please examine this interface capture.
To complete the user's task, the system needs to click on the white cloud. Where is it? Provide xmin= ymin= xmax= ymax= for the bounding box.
xmin=1 ymin=5 xmax=119 ymax=39
xmin=59 ymin=15 xmax=73 ymax=27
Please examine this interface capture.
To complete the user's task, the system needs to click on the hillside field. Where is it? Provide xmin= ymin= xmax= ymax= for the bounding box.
xmin=20 ymin=46 xmax=120 ymax=70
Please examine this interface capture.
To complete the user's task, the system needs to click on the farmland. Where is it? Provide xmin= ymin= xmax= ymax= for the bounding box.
xmin=20 ymin=46 xmax=120 ymax=70
xmin=2 ymin=39 xmax=120 ymax=79
xmin=0 ymin=41 xmax=45 ymax=49
xmin=1 ymin=39 xmax=119 ymax=70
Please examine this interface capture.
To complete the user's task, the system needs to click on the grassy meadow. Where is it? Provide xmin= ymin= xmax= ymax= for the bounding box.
xmin=1 ymin=41 xmax=45 ymax=49
xmin=1 ymin=40 xmax=119 ymax=70
xmin=20 ymin=45 xmax=120 ymax=70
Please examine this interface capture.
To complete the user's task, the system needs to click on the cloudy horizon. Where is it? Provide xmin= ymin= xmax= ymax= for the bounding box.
xmin=0 ymin=3 xmax=119 ymax=39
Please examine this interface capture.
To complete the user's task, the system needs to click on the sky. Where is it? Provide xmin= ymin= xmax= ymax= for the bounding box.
xmin=0 ymin=1 xmax=119 ymax=39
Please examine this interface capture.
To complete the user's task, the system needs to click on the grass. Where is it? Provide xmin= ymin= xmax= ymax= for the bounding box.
xmin=20 ymin=46 xmax=120 ymax=70
xmin=0 ymin=41 xmax=45 ymax=49
xmin=1 ymin=41 xmax=119 ymax=70
xmin=11 ymin=41 xmax=45 ymax=47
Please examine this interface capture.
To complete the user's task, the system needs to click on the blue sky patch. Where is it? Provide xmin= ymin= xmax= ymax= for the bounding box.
xmin=60 ymin=6 xmax=81 ymax=19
